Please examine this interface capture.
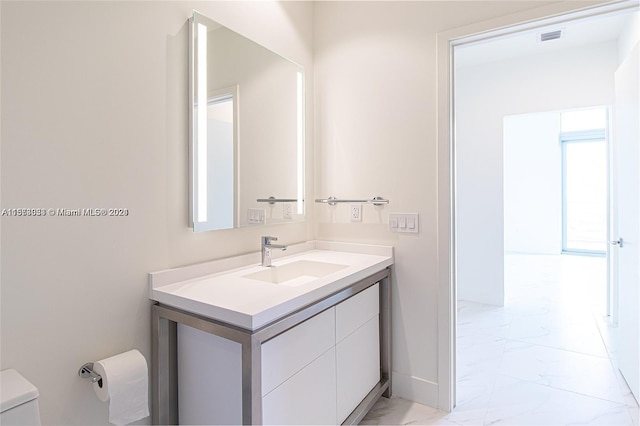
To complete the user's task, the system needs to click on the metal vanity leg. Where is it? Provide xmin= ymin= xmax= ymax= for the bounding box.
xmin=152 ymin=305 xmax=178 ymax=425
xmin=241 ymin=334 xmax=263 ymax=425
xmin=381 ymin=271 xmax=392 ymax=398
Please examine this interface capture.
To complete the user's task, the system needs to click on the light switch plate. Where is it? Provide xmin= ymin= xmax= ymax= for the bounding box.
xmin=248 ymin=208 xmax=266 ymax=224
xmin=389 ymin=213 xmax=419 ymax=233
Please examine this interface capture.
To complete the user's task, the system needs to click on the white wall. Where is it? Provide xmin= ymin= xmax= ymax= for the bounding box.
xmin=503 ymin=112 xmax=562 ymax=255
xmin=619 ymin=11 xmax=640 ymax=62
xmin=0 ymin=2 xmax=313 ymax=424
xmin=455 ymin=41 xmax=618 ymax=306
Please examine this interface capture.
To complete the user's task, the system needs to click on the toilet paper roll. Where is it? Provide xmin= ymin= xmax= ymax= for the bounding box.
xmin=92 ymin=350 xmax=150 ymax=426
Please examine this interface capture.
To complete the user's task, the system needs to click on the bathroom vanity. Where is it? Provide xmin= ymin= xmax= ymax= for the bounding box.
xmin=149 ymin=241 xmax=393 ymax=425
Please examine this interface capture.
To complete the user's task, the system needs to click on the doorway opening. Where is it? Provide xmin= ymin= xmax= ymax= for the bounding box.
xmin=450 ymin=5 xmax=639 ymax=423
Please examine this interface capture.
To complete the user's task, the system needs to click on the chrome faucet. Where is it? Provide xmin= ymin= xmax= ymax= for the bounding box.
xmin=261 ymin=236 xmax=287 ymax=267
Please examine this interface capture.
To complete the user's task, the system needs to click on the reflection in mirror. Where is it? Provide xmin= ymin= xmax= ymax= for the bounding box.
xmin=205 ymin=89 xmax=236 ymax=230
xmin=189 ymin=11 xmax=305 ymax=232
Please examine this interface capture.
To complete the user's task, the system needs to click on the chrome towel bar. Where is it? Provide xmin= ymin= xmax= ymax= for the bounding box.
xmin=256 ymin=196 xmax=301 ymax=205
xmin=315 ymin=196 xmax=389 ymax=206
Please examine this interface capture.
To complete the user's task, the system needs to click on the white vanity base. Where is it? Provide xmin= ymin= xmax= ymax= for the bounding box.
xmin=150 ymin=242 xmax=393 ymax=425
xmin=152 ymin=269 xmax=391 ymax=425
xmin=176 ymin=283 xmax=381 ymax=425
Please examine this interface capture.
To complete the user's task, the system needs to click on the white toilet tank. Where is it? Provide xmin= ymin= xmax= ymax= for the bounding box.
xmin=0 ymin=369 xmax=41 ymax=425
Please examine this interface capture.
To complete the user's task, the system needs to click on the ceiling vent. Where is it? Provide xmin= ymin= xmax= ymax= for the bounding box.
xmin=540 ymin=30 xmax=563 ymax=42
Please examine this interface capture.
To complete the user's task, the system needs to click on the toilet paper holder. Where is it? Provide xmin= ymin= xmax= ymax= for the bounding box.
xmin=78 ymin=362 xmax=103 ymax=387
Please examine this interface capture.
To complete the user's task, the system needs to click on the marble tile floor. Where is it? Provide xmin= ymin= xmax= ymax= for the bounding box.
xmin=361 ymin=254 xmax=639 ymax=425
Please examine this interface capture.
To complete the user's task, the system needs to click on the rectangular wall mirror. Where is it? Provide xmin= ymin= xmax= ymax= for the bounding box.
xmin=189 ymin=10 xmax=305 ymax=232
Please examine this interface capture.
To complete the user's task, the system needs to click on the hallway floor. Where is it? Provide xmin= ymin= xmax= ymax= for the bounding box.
xmin=361 ymin=254 xmax=640 ymax=425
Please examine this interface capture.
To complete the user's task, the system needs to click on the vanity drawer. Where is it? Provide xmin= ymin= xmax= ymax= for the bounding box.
xmin=336 ymin=283 xmax=379 ymax=342
xmin=261 ymin=307 xmax=335 ymax=395
xmin=262 ymin=346 xmax=337 ymax=425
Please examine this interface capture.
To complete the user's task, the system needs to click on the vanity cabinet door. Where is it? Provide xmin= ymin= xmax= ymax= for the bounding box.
xmin=177 ymin=324 xmax=242 ymax=425
xmin=336 ymin=284 xmax=380 ymax=423
xmin=336 ymin=316 xmax=381 ymax=423
xmin=262 ymin=347 xmax=337 ymax=425
xmin=261 ymin=307 xmax=337 ymax=424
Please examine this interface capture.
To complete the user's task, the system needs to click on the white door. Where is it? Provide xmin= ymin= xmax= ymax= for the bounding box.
xmin=611 ymin=43 xmax=640 ymax=403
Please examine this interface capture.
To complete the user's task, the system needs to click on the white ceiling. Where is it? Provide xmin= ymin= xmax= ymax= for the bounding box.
xmin=455 ymin=12 xmax=634 ymax=68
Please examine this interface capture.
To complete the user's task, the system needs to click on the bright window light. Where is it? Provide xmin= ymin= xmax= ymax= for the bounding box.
xmin=561 ymin=107 xmax=607 ymax=132
xmin=564 ymin=141 xmax=607 ymax=252
xmin=560 ymin=107 xmax=609 ymax=255
xmin=197 ymin=23 xmax=208 ymax=223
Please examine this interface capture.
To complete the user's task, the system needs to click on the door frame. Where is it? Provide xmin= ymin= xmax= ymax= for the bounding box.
xmin=436 ymin=0 xmax=639 ymax=411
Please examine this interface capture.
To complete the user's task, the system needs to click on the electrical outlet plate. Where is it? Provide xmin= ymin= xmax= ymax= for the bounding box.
xmin=350 ymin=204 xmax=362 ymax=222
xmin=283 ymin=203 xmax=293 ymax=219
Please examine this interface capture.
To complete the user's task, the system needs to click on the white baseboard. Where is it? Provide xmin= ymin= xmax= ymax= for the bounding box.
xmin=391 ymin=370 xmax=439 ymax=408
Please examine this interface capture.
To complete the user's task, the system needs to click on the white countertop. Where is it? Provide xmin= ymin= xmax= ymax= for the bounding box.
xmin=149 ymin=241 xmax=393 ymax=331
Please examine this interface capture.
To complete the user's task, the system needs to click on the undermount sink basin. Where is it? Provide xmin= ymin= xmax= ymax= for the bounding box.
xmin=243 ymin=260 xmax=348 ymax=285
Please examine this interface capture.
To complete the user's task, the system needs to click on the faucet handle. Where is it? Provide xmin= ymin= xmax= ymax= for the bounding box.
xmin=262 ymin=236 xmax=278 ymax=244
